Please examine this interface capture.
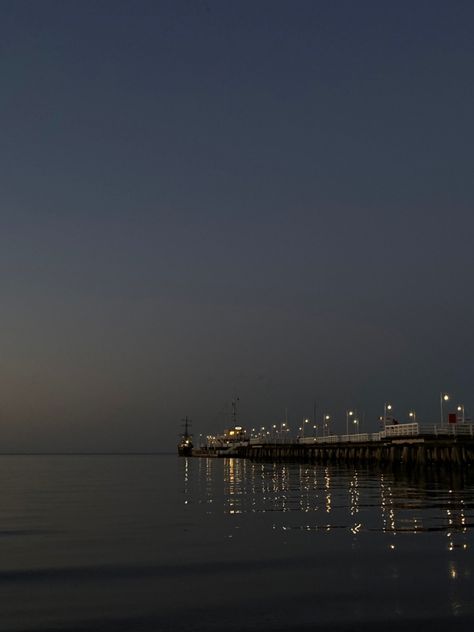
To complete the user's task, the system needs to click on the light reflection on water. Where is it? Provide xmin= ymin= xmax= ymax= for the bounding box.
xmin=1 ymin=455 xmax=473 ymax=631
xmin=190 ymin=458 xmax=474 ymax=549
xmin=183 ymin=458 xmax=474 ymax=628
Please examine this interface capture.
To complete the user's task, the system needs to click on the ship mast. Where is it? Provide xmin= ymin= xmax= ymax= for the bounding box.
xmin=231 ymin=396 xmax=239 ymax=426
xmin=181 ymin=416 xmax=192 ymax=439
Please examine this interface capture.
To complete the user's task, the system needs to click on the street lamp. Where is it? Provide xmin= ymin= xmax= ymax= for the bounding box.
xmin=457 ymin=404 xmax=465 ymax=424
xmin=346 ymin=410 xmax=354 ymax=435
xmin=440 ymin=393 xmax=449 ymax=425
xmin=383 ymin=403 xmax=392 ymax=427
xmin=408 ymin=410 xmax=417 ymax=423
xmin=323 ymin=414 xmax=331 ymax=437
xmin=353 ymin=418 xmax=359 ymax=434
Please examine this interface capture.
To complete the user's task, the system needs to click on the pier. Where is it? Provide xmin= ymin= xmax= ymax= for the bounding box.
xmin=233 ymin=423 xmax=474 ymax=467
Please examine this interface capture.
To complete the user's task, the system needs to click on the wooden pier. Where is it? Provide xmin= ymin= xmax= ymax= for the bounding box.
xmin=235 ymin=436 xmax=474 ymax=467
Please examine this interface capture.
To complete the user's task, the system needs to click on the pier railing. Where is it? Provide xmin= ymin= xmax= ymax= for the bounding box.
xmin=298 ymin=433 xmax=371 ymax=444
xmin=419 ymin=423 xmax=474 ymax=437
xmin=250 ymin=423 xmax=474 ymax=447
xmin=295 ymin=422 xmax=474 ymax=444
xmin=380 ymin=422 xmax=419 ymax=438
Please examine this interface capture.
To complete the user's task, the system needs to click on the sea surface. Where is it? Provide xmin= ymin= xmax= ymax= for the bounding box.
xmin=0 ymin=454 xmax=473 ymax=631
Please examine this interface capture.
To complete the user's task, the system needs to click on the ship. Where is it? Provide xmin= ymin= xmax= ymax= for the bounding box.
xmin=192 ymin=397 xmax=250 ymax=457
xmin=200 ymin=425 xmax=249 ymax=457
xmin=177 ymin=416 xmax=193 ymax=456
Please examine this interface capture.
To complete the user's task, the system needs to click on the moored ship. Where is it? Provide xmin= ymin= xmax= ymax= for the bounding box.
xmin=203 ymin=424 xmax=249 ymax=457
xmin=189 ymin=397 xmax=250 ymax=457
xmin=177 ymin=416 xmax=193 ymax=456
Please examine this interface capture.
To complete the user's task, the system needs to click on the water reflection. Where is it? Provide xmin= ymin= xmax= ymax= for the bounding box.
xmin=224 ymin=457 xmax=245 ymax=515
xmin=188 ymin=459 xmax=474 ymax=551
xmin=324 ymin=466 xmax=331 ymax=516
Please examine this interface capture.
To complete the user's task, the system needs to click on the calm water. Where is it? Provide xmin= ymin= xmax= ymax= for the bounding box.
xmin=0 ymin=455 xmax=473 ymax=631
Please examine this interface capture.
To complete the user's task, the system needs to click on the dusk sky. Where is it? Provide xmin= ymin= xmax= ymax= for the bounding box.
xmin=1 ymin=0 xmax=474 ymax=452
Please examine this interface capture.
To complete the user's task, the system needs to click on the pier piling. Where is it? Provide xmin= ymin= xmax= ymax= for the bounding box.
xmin=237 ymin=437 xmax=474 ymax=468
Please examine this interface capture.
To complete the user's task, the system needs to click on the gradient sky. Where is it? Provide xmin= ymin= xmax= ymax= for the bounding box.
xmin=1 ymin=0 xmax=474 ymax=451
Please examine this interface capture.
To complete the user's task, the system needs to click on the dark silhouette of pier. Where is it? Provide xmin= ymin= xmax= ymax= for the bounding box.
xmin=236 ymin=436 xmax=474 ymax=467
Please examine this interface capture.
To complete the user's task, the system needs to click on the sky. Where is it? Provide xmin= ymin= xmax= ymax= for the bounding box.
xmin=1 ymin=0 xmax=474 ymax=452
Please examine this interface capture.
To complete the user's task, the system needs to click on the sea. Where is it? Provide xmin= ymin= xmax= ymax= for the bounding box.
xmin=0 ymin=454 xmax=473 ymax=631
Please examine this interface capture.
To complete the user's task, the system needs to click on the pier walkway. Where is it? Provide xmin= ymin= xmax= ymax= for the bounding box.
xmin=236 ymin=423 xmax=474 ymax=466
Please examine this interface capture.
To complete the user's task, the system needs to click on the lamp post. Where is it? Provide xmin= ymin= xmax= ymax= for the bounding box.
xmin=353 ymin=418 xmax=359 ymax=434
xmin=440 ymin=393 xmax=449 ymax=425
xmin=383 ymin=403 xmax=392 ymax=427
xmin=457 ymin=404 xmax=465 ymax=424
xmin=408 ymin=410 xmax=416 ymax=423
xmin=323 ymin=414 xmax=331 ymax=437
xmin=346 ymin=410 xmax=354 ymax=436
xmin=324 ymin=415 xmax=331 ymax=436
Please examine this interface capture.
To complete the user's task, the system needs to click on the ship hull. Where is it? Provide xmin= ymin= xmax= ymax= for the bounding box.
xmin=177 ymin=444 xmax=193 ymax=457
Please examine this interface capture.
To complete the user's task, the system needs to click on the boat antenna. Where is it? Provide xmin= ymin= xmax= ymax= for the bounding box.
xmin=231 ymin=396 xmax=239 ymax=426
